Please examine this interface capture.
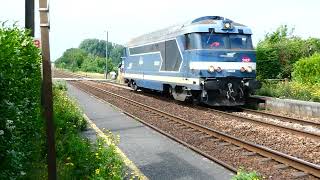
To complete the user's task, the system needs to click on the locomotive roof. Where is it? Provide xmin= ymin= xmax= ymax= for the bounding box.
xmin=127 ymin=16 xmax=252 ymax=47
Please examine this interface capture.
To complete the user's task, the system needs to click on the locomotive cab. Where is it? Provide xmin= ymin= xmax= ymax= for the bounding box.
xmin=184 ymin=25 xmax=261 ymax=106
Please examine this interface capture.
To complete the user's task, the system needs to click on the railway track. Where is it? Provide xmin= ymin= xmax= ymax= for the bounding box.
xmin=70 ymin=80 xmax=320 ymax=179
xmin=96 ymin=79 xmax=320 ymax=140
xmin=54 ymin=70 xmax=320 ymax=139
xmin=208 ymin=108 xmax=320 ymax=140
xmin=239 ymin=108 xmax=320 ymax=127
xmin=53 ymin=69 xmax=84 ymax=79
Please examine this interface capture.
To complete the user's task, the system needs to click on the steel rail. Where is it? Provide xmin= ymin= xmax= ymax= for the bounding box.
xmin=240 ymin=107 xmax=320 ymax=127
xmin=208 ymin=108 xmax=320 ymax=140
xmin=75 ymin=81 xmax=320 ymax=178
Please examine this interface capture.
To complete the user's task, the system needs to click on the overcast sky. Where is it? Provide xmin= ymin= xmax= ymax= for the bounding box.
xmin=0 ymin=0 xmax=319 ymax=60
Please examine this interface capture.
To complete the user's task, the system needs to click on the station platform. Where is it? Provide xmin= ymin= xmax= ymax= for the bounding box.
xmin=67 ymin=83 xmax=234 ymax=180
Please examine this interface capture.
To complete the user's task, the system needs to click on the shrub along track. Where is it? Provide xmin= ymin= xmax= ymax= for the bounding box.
xmin=69 ymin=80 xmax=320 ymax=179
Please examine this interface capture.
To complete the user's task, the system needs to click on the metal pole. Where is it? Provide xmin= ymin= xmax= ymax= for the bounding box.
xmin=25 ymin=0 xmax=35 ymax=37
xmin=39 ymin=0 xmax=56 ymax=179
xmin=105 ymin=31 xmax=108 ymax=79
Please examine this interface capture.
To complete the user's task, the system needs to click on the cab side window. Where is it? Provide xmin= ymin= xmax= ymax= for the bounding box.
xmin=185 ymin=34 xmax=191 ymax=49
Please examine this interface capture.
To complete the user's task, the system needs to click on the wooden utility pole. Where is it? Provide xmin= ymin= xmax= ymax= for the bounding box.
xmin=25 ymin=0 xmax=35 ymax=36
xmin=39 ymin=0 xmax=56 ymax=179
xmin=106 ymin=31 xmax=108 ymax=79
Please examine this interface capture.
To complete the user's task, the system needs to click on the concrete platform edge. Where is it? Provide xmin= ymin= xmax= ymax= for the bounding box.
xmin=254 ymin=95 xmax=320 ymax=117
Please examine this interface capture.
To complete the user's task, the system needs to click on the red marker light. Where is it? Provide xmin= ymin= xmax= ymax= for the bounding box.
xmin=210 ymin=42 xmax=220 ymax=48
xmin=242 ymin=56 xmax=251 ymax=62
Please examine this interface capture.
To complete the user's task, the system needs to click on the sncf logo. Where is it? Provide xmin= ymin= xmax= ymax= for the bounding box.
xmin=242 ymin=56 xmax=251 ymax=62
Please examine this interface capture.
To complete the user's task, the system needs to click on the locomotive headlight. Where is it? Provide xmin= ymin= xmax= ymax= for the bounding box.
xmin=222 ymin=21 xmax=233 ymax=30
xmin=224 ymin=22 xmax=231 ymax=29
xmin=208 ymin=65 xmax=215 ymax=73
xmin=246 ymin=66 xmax=253 ymax=73
xmin=240 ymin=67 xmax=246 ymax=72
xmin=216 ymin=67 xmax=222 ymax=72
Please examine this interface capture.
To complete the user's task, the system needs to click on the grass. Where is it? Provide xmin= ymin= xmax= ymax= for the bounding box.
xmin=232 ymin=168 xmax=262 ymax=180
xmin=76 ymin=71 xmax=105 ymax=79
xmin=55 ymin=68 xmax=106 ymax=79
xmin=256 ymin=80 xmax=320 ymax=102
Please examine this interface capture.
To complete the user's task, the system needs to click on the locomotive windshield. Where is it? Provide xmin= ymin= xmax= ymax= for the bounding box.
xmin=186 ymin=33 xmax=253 ymax=50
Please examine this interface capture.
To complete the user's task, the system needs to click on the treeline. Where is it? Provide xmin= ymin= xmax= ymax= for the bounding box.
xmin=55 ymin=39 xmax=124 ymax=73
xmin=256 ymin=25 xmax=320 ymax=101
xmin=256 ymin=25 xmax=320 ymax=81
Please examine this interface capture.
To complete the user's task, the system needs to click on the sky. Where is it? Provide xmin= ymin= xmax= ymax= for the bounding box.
xmin=0 ymin=0 xmax=319 ymax=61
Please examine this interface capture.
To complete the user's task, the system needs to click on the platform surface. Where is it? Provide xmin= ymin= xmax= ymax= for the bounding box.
xmin=67 ymin=83 xmax=234 ymax=180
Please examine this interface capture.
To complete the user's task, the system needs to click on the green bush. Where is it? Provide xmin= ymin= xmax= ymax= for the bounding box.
xmin=256 ymin=45 xmax=281 ymax=79
xmin=0 ymin=25 xmax=125 ymax=179
xmin=0 ymin=24 xmax=43 ymax=178
xmin=292 ymin=53 xmax=320 ymax=84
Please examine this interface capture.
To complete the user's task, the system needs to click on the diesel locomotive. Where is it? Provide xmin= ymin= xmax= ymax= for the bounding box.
xmin=123 ymin=16 xmax=261 ymax=106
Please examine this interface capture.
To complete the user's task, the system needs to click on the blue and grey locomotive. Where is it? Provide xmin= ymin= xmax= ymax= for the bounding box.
xmin=123 ymin=16 xmax=261 ymax=106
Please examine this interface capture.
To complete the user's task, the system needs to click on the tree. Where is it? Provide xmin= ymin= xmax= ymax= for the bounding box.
xmin=256 ymin=25 xmax=320 ymax=79
xmin=55 ymin=48 xmax=87 ymax=71
xmin=79 ymin=39 xmax=124 ymax=66
xmin=110 ymin=44 xmax=124 ymax=66
xmin=263 ymin=25 xmax=294 ymax=44
xmin=56 ymin=38 xmax=123 ymax=74
xmin=79 ymin=39 xmax=107 ymax=57
xmin=80 ymin=55 xmax=114 ymax=73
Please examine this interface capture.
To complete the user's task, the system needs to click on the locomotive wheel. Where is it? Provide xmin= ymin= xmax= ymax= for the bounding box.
xmin=192 ymin=94 xmax=201 ymax=105
xmin=168 ymin=86 xmax=173 ymax=95
xmin=133 ymin=84 xmax=138 ymax=91
xmin=131 ymin=81 xmax=139 ymax=91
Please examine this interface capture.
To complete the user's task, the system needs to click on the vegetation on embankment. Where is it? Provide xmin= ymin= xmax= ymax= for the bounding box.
xmin=256 ymin=80 xmax=320 ymax=102
xmin=255 ymin=25 xmax=320 ymax=102
xmin=54 ymin=39 xmax=124 ymax=74
xmin=0 ymin=25 xmax=124 ymax=179
xmin=53 ymin=82 xmax=124 ymax=179
xmin=258 ymin=53 xmax=320 ymax=103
